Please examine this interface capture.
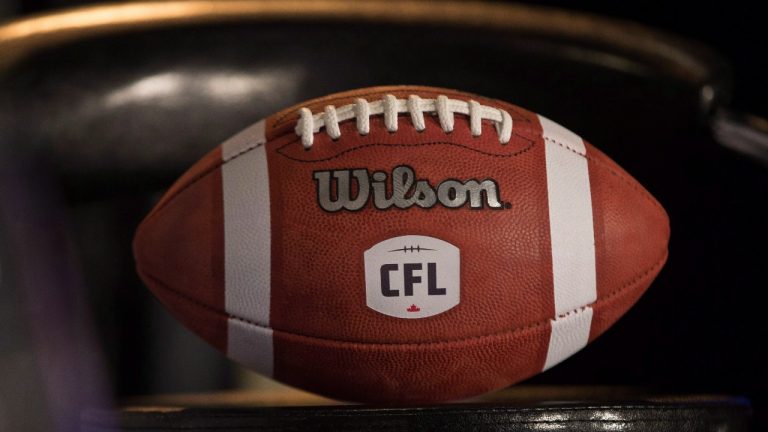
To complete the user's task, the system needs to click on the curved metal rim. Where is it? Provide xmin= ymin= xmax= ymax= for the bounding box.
xmin=0 ymin=0 xmax=725 ymax=83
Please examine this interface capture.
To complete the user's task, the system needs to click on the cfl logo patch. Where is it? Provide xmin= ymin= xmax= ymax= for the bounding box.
xmin=364 ymin=235 xmax=460 ymax=319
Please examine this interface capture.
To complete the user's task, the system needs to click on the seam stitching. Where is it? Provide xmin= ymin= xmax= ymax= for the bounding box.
xmin=143 ymin=250 xmax=667 ymax=348
xmin=139 ymin=128 xmax=534 ymax=226
xmin=142 ymin=129 xmax=663 ymax=229
xmin=276 ymin=138 xmax=536 ymax=163
xmin=543 ymin=136 xmax=664 ymax=212
xmin=223 ymin=140 xmax=265 ymax=163
xmin=140 ymin=141 xmax=265 ymax=226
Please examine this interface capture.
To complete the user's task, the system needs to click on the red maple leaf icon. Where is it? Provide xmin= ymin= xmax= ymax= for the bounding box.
xmin=407 ymin=304 xmax=421 ymax=312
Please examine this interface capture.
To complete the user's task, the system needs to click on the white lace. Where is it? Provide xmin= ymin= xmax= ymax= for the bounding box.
xmin=295 ymin=94 xmax=513 ymax=149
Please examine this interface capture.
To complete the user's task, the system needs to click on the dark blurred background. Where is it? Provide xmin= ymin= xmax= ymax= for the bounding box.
xmin=3 ymin=0 xmax=766 ymax=118
xmin=0 ymin=0 xmax=765 ymax=431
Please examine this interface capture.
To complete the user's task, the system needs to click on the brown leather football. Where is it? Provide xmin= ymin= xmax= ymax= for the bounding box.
xmin=133 ymin=86 xmax=670 ymax=403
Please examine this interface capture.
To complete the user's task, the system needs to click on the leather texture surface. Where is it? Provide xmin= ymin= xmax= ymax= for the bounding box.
xmin=133 ymin=86 xmax=669 ymax=403
xmin=81 ymin=396 xmax=751 ymax=432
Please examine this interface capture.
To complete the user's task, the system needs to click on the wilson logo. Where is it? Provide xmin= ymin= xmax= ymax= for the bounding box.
xmin=364 ymin=235 xmax=460 ymax=319
xmin=313 ymin=165 xmax=504 ymax=212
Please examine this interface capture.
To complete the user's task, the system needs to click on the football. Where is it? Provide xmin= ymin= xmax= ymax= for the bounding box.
xmin=133 ymin=86 xmax=670 ymax=403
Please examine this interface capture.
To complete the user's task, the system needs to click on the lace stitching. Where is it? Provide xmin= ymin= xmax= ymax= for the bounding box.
xmin=295 ymin=94 xmax=513 ymax=149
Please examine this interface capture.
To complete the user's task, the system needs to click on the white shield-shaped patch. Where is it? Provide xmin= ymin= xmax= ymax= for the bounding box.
xmin=364 ymin=235 xmax=460 ymax=319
